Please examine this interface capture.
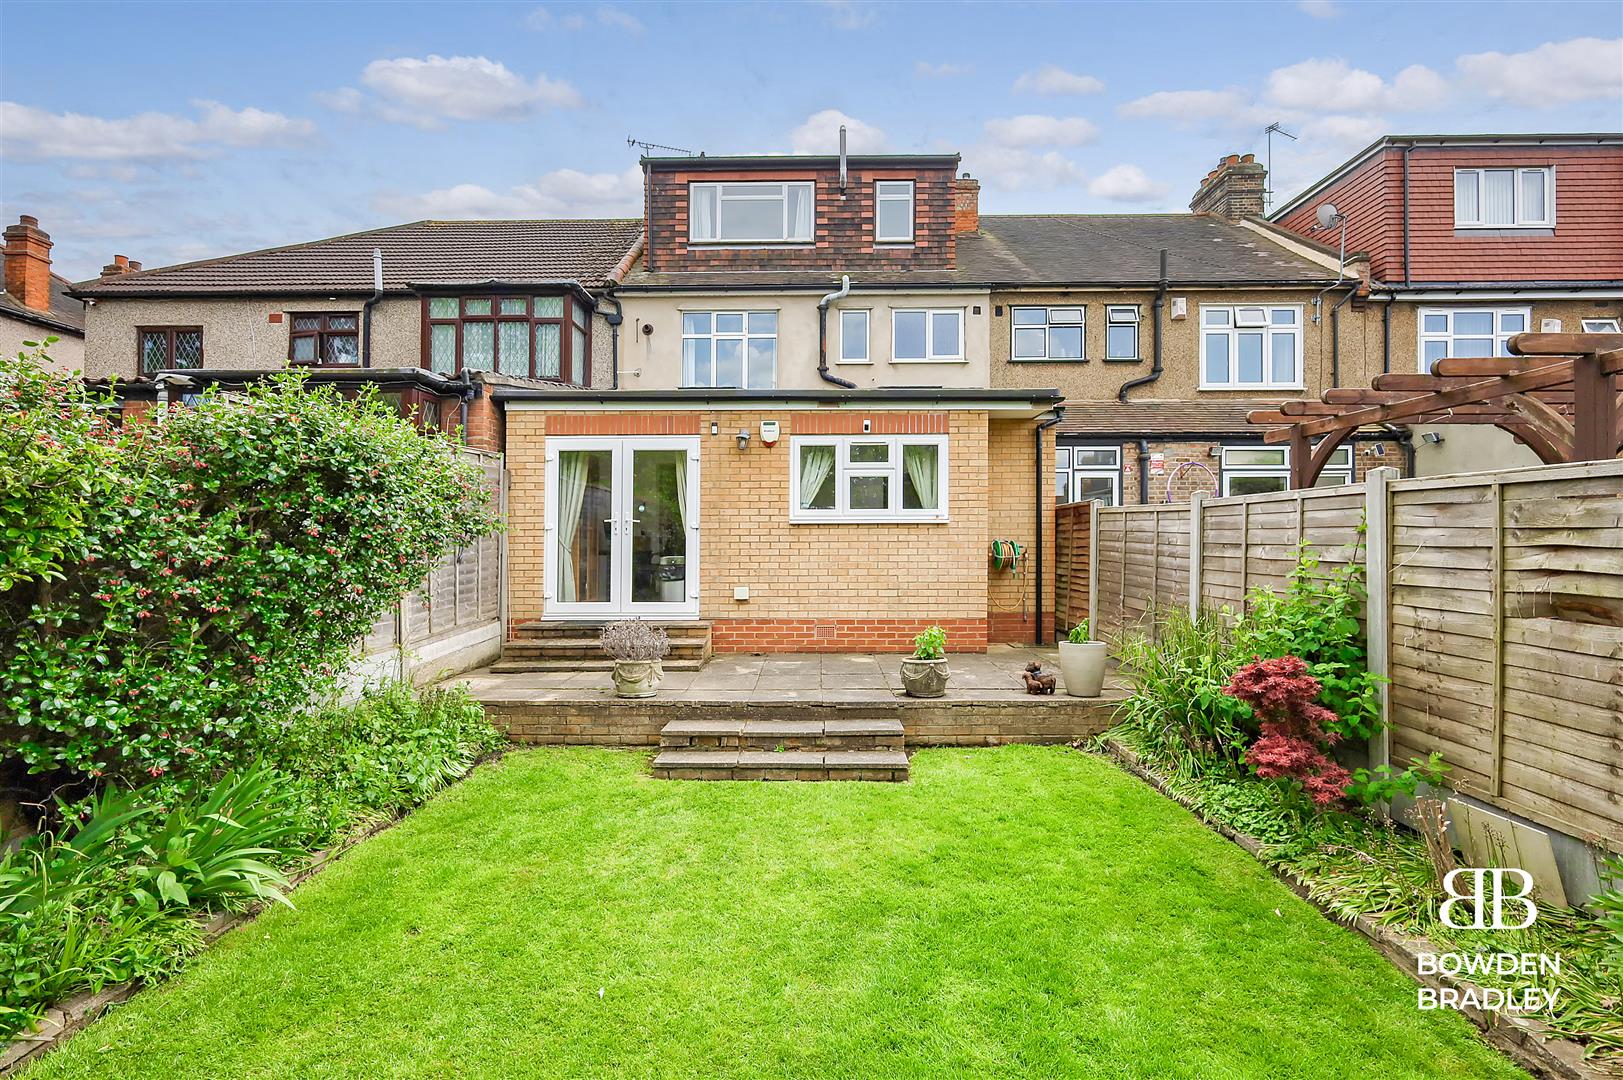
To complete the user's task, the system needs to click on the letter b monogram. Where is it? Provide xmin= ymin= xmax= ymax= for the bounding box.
xmin=1440 ymin=868 xmax=1538 ymax=930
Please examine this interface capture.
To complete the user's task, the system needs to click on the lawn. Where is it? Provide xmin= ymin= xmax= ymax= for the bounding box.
xmin=24 ymin=747 xmax=1522 ymax=1079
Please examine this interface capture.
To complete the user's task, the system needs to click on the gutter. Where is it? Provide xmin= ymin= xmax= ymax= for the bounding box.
xmin=1033 ymin=407 xmax=1065 ymax=645
xmin=816 ymin=275 xmax=857 ymax=389
xmin=614 ymin=275 xmax=1340 ymax=295
xmin=492 ymin=385 xmax=1062 ymax=407
xmin=1117 ymin=249 xmax=1168 ymax=403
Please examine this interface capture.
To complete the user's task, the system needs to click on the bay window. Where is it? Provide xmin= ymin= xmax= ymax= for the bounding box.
xmin=792 ymin=435 xmax=948 ymax=523
xmin=682 ymin=311 xmax=777 ymax=388
xmin=689 ymin=182 xmax=814 ymax=243
xmin=422 ymin=295 xmax=585 ymax=383
xmin=1417 ymin=308 xmax=1529 ymax=372
xmin=893 ymin=308 xmax=964 ymax=361
xmin=1454 ymin=168 xmax=1553 ymax=228
xmin=1201 ymin=305 xmax=1302 ymax=388
xmin=1012 ymin=307 xmax=1085 ymax=361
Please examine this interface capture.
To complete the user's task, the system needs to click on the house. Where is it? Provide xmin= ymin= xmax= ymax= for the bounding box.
xmin=2 ymin=216 xmax=85 ymax=371
xmin=1270 ymin=133 xmax=1623 ymax=474
xmin=499 ymin=153 xmax=1065 ymax=651
xmin=68 ymin=218 xmax=645 ymax=436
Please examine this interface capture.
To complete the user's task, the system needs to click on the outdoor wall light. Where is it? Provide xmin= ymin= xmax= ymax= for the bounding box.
xmin=736 ymin=429 xmax=750 ymax=450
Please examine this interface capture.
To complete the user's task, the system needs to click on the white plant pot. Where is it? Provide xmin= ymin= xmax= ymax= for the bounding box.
xmin=611 ymin=659 xmax=663 ymax=698
xmin=1057 ymin=641 xmax=1108 ymax=698
xmin=899 ymin=657 xmax=950 ymax=698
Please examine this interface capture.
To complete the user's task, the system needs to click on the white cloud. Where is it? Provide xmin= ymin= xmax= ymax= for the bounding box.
xmin=1265 ymin=58 xmax=1445 ymax=112
xmin=1457 ymin=37 xmax=1623 ymax=107
xmin=983 ymin=114 xmax=1099 ymax=148
xmin=352 ymin=55 xmax=582 ymax=127
xmin=1013 ymin=65 xmax=1105 ymax=96
xmin=789 ymin=109 xmax=888 ymax=154
xmin=1118 ymin=89 xmax=1253 ymax=122
xmin=0 ymin=99 xmax=315 ymax=160
xmin=820 ymin=1 xmax=877 ymax=30
xmin=962 ymin=147 xmax=1086 ymax=192
xmin=1297 ymin=0 xmax=1339 ymax=17
xmin=1087 ymin=164 xmax=1170 ymax=203
xmin=526 ymin=6 xmax=643 ymax=32
xmin=314 ymin=87 xmax=365 ymax=114
xmin=596 ymin=7 xmax=644 ymax=31
xmin=374 ymin=165 xmax=644 ymax=219
xmin=915 ymin=61 xmax=970 ymax=79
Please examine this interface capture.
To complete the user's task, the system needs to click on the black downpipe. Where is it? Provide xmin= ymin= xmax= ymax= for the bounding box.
xmin=1034 ymin=408 xmax=1065 ymax=645
xmin=1329 ymin=285 xmax=1357 ymax=388
xmin=599 ymin=287 xmax=624 ymax=389
xmin=817 ymin=302 xmax=857 ymax=389
xmin=1117 ymin=248 xmax=1168 ymax=403
xmin=1381 ymin=297 xmax=1392 ymax=374
xmin=1136 ymin=438 xmax=1150 ymax=504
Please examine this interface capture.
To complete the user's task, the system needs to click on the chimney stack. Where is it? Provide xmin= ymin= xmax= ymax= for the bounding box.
xmin=1190 ymin=153 xmax=1266 ymax=221
xmin=3 ymin=215 xmax=54 ymax=313
xmin=954 ymin=173 xmax=980 ymax=234
xmin=101 ymin=254 xmax=133 ymax=277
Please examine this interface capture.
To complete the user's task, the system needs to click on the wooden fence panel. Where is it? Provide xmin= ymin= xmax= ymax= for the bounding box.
xmin=1054 ymin=501 xmax=1091 ymax=636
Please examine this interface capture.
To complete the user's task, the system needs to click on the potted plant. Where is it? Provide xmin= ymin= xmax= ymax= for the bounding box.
xmin=600 ymin=619 xmax=670 ymax=698
xmin=1058 ymin=619 xmax=1108 ymax=698
xmin=900 ymin=625 xmax=950 ymax=698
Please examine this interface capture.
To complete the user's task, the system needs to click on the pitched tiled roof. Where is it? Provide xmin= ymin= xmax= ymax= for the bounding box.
xmin=0 ymin=273 xmax=85 ymax=335
xmin=1057 ymin=400 xmax=1281 ymax=437
xmin=72 ymin=219 xmax=644 ymax=297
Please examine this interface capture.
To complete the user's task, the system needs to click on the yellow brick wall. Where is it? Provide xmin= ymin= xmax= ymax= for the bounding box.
xmin=985 ymin=419 xmax=1055 ymax=643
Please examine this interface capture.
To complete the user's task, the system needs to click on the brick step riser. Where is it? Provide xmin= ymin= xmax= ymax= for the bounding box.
xmin=661 ymin=735 xmax=905 ymax=752
xmin=499 ymin=645 xmax=712 ymax=660
xmin=489 ymin=659 xmax=708 ymax=673
xmin=511 ymin=628 xmax=712 ymax=642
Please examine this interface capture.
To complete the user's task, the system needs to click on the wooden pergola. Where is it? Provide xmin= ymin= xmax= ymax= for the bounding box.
xmin=1248 ymin=332 xmax=1623 ymax=488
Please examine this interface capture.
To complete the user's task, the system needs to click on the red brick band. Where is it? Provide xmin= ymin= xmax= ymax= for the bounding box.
xmin=544 ymin=413 xmax=702 ymax=436
xmin=711 ymin=617 xmax=988 ymax=653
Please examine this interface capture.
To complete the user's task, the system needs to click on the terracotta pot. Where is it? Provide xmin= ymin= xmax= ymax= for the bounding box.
xmin=612 ymin=659 xmax=663 ymax=698
xmin=1058 ymin=641 xmax=1108 ymax=698
xmin=900 ymin=656 xmax=949 ymax=698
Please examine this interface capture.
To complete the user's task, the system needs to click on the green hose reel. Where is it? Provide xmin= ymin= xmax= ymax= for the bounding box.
xmin=989 ymin=539 xmax=1025 ymax=572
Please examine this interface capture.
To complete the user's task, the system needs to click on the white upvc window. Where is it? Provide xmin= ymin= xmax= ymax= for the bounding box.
xmin=1105 ymin=305 xmax=1139 ymax=359
xmin=1200 ymin=305 xmax=1303 ymax=389
xmin=1056 ymin=445 xmax=1120 ymax=505
xmin=1220 ymin=444 xmax=1352 ymax=496
xmin=1454 ymin=168 xmax=1554 ymax=229
xmin=791 ymin=435 xmax=949 ymax=523
xmin=839 ymin=309 xmax=870 ymax=363
xmin=1417 ymin=307 xmax=1529 ymax=372
xmin=689 ymin=182 xmax=814 ymax=243
xmin=875 ymin=180 xmax=915 ymax=243
xmin=892 ymin=308 xmax=964 ymax=362
xmin=681 ymin=311 xmax=777 ymax=388
xmin=1581 ymin=318 xmax=1620 ymax=333
xmin=1012 ymin=306 xmax=1085 ymax=361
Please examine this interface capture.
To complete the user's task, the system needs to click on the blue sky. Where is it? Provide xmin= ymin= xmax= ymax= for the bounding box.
xmin=2 ymin=0 xmax=1620 ymax=280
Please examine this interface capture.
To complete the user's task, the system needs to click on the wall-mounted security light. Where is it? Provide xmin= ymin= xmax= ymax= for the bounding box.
xmin=1422 ymin=431 xmax=1445 ymax=445
xmin=736 ymin=429 xmax=750 ymax=450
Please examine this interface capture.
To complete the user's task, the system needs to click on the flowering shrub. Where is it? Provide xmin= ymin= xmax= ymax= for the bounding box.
xmin=0 ymin=349 xmax=499 ymax=785
xmin=1224 ymin=655 xmax=1351 ymax=807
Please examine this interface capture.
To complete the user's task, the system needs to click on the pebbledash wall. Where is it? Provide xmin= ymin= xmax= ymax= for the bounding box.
xmin=503 ymin=406 xmax=1054 ymax=651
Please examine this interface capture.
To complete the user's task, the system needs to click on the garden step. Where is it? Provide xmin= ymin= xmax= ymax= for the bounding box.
xmin=659 ymin=718 xmax=904 ymax=752
xmin=499 ymin=639 xmax=711 ymax=659
xmin=651 ymin=748 xmax=909 ymax=782
xmin=510 ymin=620 xmax=712 ymax=641
xmin=489 ymin=658 xmax=707 ymax=674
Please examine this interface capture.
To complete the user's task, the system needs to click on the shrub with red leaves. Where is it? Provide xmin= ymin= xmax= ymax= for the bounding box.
xmin=1224 ymin=655 xmax=1351 ymax=807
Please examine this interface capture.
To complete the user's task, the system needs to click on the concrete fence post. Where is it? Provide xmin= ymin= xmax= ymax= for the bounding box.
xmin=1364 ymin=466 xmax=1396 ymax=778
xmin=1188 ymin=491 xmax=1204 ymax=617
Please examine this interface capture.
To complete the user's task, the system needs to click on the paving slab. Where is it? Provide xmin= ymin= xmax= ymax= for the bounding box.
xmin=737 ymin=750 xmax=826 ymax=768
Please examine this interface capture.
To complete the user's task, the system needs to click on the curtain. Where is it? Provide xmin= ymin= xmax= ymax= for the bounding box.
xmin=789 ymin=185 xmax=812 ymax=240
xmin=1482 ymin=170 xmax=1515 ymax=226
xmin=673 ymin=453 xmax=687 ymax=529
xmin=903 ymin=444 xmax=939 ymax=510
xmin=555 ymin=453 xmax=589 ymax=603
xmin=799 ymin=444 xmax=835 ymax=509
xmin=692 ymin=187 xmax=715 ymax=239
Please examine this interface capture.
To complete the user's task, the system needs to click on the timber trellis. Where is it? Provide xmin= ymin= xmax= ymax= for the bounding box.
xmin=1085 ymin=458 xmax=1623 ymax=851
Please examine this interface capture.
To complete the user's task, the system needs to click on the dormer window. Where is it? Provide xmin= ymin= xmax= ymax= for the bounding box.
xmin=1455 ymin=168 xmax=1553 ymax=229
xmin=876 ymin=180 xmax=915 ymax=242
xmin=689 ymin=182 xmax=814 ymax=244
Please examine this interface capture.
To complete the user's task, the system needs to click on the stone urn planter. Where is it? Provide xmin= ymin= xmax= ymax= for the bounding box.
xmin=901 ymin=625 xmax=950 ymax=698
xmin=1058 ymin=619 xmax=1107 ymax=698
xmin=610 ymin=659 xmax=664 ymax=699
xmin=601 ymin=620 xmax=670 ymax=699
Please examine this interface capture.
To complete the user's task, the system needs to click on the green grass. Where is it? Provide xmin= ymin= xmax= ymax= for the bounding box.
xmin=24 ymin=747 xmax=1522 ymax=1079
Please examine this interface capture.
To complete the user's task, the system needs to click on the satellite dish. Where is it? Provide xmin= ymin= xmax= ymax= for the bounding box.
xmin=1316 ymin=203 xmax=1342 ymax=230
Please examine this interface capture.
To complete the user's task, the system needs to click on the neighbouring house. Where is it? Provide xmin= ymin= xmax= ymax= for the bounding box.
xmin=2 ymin=215 xmax=86 ymax=371
xmin=68 ymin=218 xmax=645 ymax=438
xmin=499 ymin=153 xmax=1064 ymax=652
xmin=1270 ymin=133 xmax=1623 ymax=475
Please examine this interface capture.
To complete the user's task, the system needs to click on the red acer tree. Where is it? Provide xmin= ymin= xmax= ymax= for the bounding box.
xmin=1224 ymin=655 xmax=1351 ymax=807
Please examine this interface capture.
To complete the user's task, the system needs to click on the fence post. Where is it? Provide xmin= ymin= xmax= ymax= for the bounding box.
xmin=1490 ymin=480 xmax=1505 ymax=796
xmin=1188 ymin=492 xmax=1204 ymax=616
xmin=1087 ymin=499 xmax=1099 ymax=635
xmin=1364 ymin=466 xmax=1396 ymax=779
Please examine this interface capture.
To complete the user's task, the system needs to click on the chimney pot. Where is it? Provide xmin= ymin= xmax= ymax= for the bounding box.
xmin=1190 ymin=152 xmax=1267 ymax=221
xmin=3 ymin=214 xmax=54 ymax=313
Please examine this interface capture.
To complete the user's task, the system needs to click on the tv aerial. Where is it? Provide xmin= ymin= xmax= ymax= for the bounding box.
xmin=1263 ymin=122 xmax=1297 ymax=211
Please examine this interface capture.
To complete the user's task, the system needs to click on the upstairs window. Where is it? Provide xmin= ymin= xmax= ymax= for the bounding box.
xmin=792 ymin=435 xmax=948 ymax=523
xmin=839 ymin=309 xmax=870 ymax=363
xmin=893 ymin=309 xmax=964 ymax=362
xmin=138 ymin=327 xmax=203 ymax=374
xmin=1105 ymin=305 xmax=1139 ymax=360
xmin=682 ymin=311 xmax=777 ymax=388
xmin=875 ymin=180 xmax=915 ymax=242
xmin=1455 ymin=168 xmax=1553 ymax=228
xmin=289 ymin=312 xmax=359 ymax=366
xmin=1581 ymin=318 xmax=1620 ymax=333
xmin=1201 ymin=305 xmax=1301 ymax=388
xmin=1012 ymin=307 xmax=1084 ymax=361
xmin=422 ymin=295 xmax=584 ymax=383
xmin=689 ymin=182 xmax=814 ymax=243
xmin=1417 ymin=307 xmax=1528 ymax=371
